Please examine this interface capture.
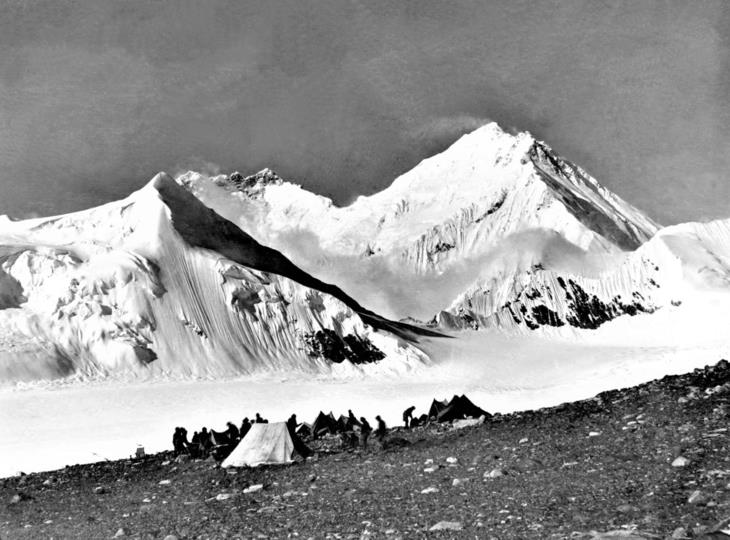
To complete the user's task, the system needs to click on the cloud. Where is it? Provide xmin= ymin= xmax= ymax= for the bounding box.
xmin=411 ymin=115 xmax=494 ymax=146
xmin=172 ymin=159 xmax=223 ymax=180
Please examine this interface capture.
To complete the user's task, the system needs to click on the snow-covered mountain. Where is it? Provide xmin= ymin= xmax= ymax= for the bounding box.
xmin=0 ymin=174 xmax=431 ymax=384
xmin=178 ymin=122 xmax=669 ymax=325
xmin=437 ymin=217 xmax=730 ymax=331
xmin=3 ymin=121 xmax=729 ymax=385
xmin=177 ymin=122 xmax=730 ymax=337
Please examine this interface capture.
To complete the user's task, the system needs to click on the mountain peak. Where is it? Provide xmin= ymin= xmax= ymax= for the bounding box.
xmin=149 ymin=171 xmax=177 ymax=190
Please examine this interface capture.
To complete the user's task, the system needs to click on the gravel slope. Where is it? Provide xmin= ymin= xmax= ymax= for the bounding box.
xmin=2 ymin=361 xmax=729 ymax=539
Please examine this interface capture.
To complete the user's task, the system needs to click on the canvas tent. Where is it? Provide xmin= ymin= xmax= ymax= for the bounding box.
xmin=295 ymin=422 xmax=312 ymax=439
xmin=311 ymin=411 xmax=338 ymax=437
xmin=436 ymin=394 xmax=490 ymax=423
xmin=428 ymin=398 xmax=449 ymax=419
xmin=222 ymin=422 xmax=310 ymax=468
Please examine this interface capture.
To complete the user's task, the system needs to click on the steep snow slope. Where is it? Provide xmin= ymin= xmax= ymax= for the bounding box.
xmin=0 ymin=174 xmax=430 ymax=384
xmin=179 ymin=122 xmax=658 ymax=321
xmin=439 ymin=217 xmax=730 ymax=333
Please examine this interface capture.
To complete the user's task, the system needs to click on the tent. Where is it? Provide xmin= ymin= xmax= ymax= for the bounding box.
xmin=436 ymin=394 xmax=490 ymax=423
xmin=222 ymin=422 xmax=310 ymax=468
xmin=337 ymin=414 xmax=360 ymax=432
xmin=295 ymin=422 xmax=312 ymax=439
xmin=428 ymin=398 xmax=449 ymax=419
xmin=311 ymin=411 xmax=338 ymax=438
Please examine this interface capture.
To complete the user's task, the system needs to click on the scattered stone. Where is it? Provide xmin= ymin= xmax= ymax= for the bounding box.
xmin=93 ymin=486 xmax=107 ymax=495
xmin=519 ymin=437 xmax=529 ymax=444
xmin=214 ymin=493 xmax=234 ymax=501
xmin=429 ymin=521 xmax=463 ymax=531
xmin=9 ymin=494 xmax=21 ymax=504
xmin=452 ymin=478 xmax=469 ymax=487
xmin=420 ymin=486 xmax=439 ymax=494
xmin=114 ymin=527 xmax=129 ymax=538
xmin=687 ymin=490 xmax=705 ymax=504
xmin=672 ymin=456 xmax=690 ymax=467
xmin=158 ymin=479 xmax=172 ymax=486
xmin=446 ymin=456 xmax=458 ymax=464
xmin=243 ymin=484 xmax=264 ymax=494
xmin=162 ymin=536 xmax=178 ymax=540
xmin=615 ymin=503 xmax=637 ymax=513
xmin=484 ymin=468 xmax=504 ymax=479
xmin=588 ymin=431 xmax=602 ymax=437
xmin=423 ymin=466 xmax=439 ymax=473
xmin=670 ymin=527 xmax=687 ymax=539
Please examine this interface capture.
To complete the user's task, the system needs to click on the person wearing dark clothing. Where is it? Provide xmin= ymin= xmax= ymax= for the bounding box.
xmin=200 ymin=427 xmax=212 ymax=456
xmin=284 ymin=414 xmax=312 ymax=458
xmin=189 ymin=431 xmax=200 ymax=458
xmin=375 ymin=415 xmax=387 ymax=440
xmin=179 ymin=427 xmax=189 ymax=454
xmin=359 ymin=417 xmax=372 ymax=449
xmin=402 ymin=406 xmax=416 ymax=428
xmin=172 ymin=427 xmax=182 ymax=454
xmin=226 ymin=422 xmax=240 ymax=441
xmin=255 ymin=413 xmax=268 ymax=424
xmin=240 ymin=418 xmax=251 ymax=438
xmin=348 ymin=409 xmax=360 ymax=427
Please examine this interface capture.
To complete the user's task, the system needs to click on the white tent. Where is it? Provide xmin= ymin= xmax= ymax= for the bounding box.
xmin=222 ymin=422 xmax=302 ymax=468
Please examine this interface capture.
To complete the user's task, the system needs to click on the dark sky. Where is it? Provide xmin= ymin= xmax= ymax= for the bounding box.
xmin=0 ymin=1 xmax=728 ymax=224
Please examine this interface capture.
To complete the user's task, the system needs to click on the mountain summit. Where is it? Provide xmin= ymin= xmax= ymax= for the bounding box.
xmin=180 ymin=122 xmax=660 ymax=322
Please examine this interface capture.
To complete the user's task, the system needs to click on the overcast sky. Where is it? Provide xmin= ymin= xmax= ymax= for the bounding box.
xmin=0 ymin=0 xmax=727 ymax=224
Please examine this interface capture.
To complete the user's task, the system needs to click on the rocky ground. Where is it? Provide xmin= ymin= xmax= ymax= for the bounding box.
xmin=2 ymin=361 xmax=730 ymax=540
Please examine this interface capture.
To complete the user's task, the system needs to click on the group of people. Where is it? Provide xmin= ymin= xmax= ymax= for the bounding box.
xmin=171 ymin=412 xmax=270 ymax=459
xmin=319 ymin=409 xmax=390 ymax=450
xmin=171 ymin=405 xmax=421 ymax=458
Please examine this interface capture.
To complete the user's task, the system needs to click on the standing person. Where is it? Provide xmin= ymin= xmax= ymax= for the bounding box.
xmin=200 ymin=427 xmax=213 ymax=457
xmin=226 ymin=422 xmax=240 ymax=441
xmin=375 ymin=415 xmax=387 ymax=441
xmin=359 ymin=417 xmax=372 ymax=450
xmin=179 ymin=427 xmax=189 ymax=454
xmin=172 ymin=427 xmax=181 ymax=454
xmin=191 ymin=431 xmax=200 ymax=458
xmin=402 ymin=406 xmax=416 ymax=428
xmin=240 ymin=417 xmax=251 ymax=438
xmin=348 ymin=409 xmax=360 ymax=427
xmin=286 ymin=414 xmax=298 ymax=434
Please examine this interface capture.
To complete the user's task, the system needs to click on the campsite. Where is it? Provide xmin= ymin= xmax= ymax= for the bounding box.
xmin=2 ymin=361 xmax=729 ymax=539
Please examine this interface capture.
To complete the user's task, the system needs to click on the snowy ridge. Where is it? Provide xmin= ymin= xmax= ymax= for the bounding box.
xmin=179 ymin=122 xmax=659 ymax=322
xmin=0 ymin=174 xmax=431 ymax=384
xmin=439 ymin=217 xmax=730 ymax=333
